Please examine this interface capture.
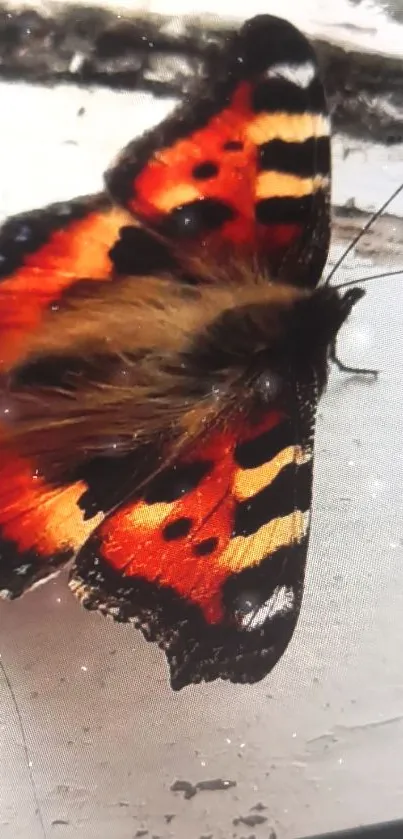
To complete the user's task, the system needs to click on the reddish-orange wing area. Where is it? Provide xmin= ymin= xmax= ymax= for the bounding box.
xmin=0 ymin=446 xmax=103 ymax=598
xmin=0 ymin=194 xmax=130 ymax=370
xmin=106 ymin=15 xmax=331 ymax=283
xmin=71 ymin=408 xmax=312 ymax=621
xmin=0 ymin=193 xmax=130 ymax=596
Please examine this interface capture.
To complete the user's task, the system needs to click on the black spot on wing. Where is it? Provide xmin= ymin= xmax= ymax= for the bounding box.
xmin=223 ymin=140 xmax=243 ymax=151
xmin=235 ymin=420 xmax=294 ymax=470
xmin=251 ymin=77 xmax=325 ymax=115
xmin=108 ymin=225 xmax=177 ymax=275
xmin=163 ymin=517 xmax=193 ymax=541
xmin=233 ymin=459 xmax=312 ymax=538
xmin=159 ymin=199 xmax=234 ymax=239
xmin=192 ymin=537 xmax=219 ymax=557
xmin=192 ymin=162 xmax=219 ymax=180
xmin=77 ymin=445 xmax=160 ymax=519
xmin=256 ymin=195 xmax=315 ymax=225
xmin=144 ymin=461 xmax=212 ymax=504
xmin=259 ymin=137 xmax=330 ymax=177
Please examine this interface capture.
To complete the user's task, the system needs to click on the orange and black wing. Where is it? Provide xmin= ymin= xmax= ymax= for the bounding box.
xmin=71 ymin=404 xmax=314 ymax=689
xmin=0 ymin=193 xmax=131 ymax=369
xmin=0 ymin=193 xmax=133 ymax=595
xmin=106 ymin=14 xmax=331 ymax=287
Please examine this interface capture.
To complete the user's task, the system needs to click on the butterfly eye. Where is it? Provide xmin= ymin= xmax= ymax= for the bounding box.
xmin=255 ymin=370 xmax=283 ymax=402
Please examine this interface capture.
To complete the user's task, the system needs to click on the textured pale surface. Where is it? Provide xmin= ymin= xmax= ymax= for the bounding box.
xmin=0 ymin=80 xmax=403 ymax=839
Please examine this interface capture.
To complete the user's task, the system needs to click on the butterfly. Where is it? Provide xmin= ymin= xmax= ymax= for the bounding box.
xmin=0 ymin=14 xmax=368 ymax=689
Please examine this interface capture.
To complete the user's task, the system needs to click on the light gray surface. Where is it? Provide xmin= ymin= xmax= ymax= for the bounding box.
xmin=0 ymin=81 xmax=403 ymax=839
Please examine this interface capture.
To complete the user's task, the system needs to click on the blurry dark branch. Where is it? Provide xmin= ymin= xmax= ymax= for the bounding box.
xmin=0 ymin=5 xmax=403 ymax=144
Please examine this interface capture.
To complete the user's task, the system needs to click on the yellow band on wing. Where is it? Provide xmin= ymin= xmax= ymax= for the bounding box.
xmin=256 ymin=171 xmax=329 ymax=200
xmin=217 ymin=510 xmax=309 ymax=573
xmin=153 ymin=184 xmax=202 ymax=213
xmin=247 ymin=112 xmax=330 ymax=145
xmin=233 ymin=445 xmax=311 ymax=501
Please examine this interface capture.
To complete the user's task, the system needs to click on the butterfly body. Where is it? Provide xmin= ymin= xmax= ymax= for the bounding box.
xmin=0 ymin=15 xmax=364 ymax=688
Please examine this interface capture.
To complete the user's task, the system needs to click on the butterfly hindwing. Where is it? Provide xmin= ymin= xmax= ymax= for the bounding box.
xmin=70 ymin=398 xmax=315 ymax=688
xmin=106 ymin=14 xmax=331 ymax=287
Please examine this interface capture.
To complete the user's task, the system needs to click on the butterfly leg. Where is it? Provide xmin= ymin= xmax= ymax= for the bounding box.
xmin=330 ymin=341 xmax=379 ymax=378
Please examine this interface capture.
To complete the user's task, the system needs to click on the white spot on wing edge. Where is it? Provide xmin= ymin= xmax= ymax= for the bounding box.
xmin=241 ymin=585 xmax=295 ymax=629
xmin=266 ymin=60 xmax=316 ymax=88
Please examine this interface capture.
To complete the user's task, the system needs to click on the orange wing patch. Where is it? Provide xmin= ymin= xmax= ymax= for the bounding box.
xmin=106 ymin=15 xmax=330 ymax=282
xmin=71 ymin=409 xmax=312 ymax=624
xmin=0 ymin=195 xmax=130 ymax=370
xmin=0 ymin=446 xmax=102 ymax=598
xmin=123 ymin=83 xmax=328 ymax=251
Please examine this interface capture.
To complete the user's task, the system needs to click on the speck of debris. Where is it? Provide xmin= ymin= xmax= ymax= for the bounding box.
xmin=197 ymin=778 xmax=236 ymax=792
xmin=134 ymin=831 xmax=148 ymax=837
xmin=56 ymin=785 xmax=70 ymax=795
xmin=233 ymin=814 xmax=267 ymax=827
xmin=171 ymin=777 xmax=236 ymax=799
xmin=250 ymin=802 xmax=267 ymax=811
xmin=170 ymin=780 xmax=197 ymax=799
xmin=118 ymin=800 xmax=129 ymax=807
xmin=51 ymin=820 xmax=70 ymax=826
xmin=164 ymin=814 xmax=175 ymax=823
xmin=199 ymin=835 xmax=213 ymax=839
xmin=77 ymin=106 xmax=85 ymax=116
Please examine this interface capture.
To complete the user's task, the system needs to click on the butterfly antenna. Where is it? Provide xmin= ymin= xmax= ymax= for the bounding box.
xmin=325 ymin=182 xmax=403 ymax=286
xmin=335 ymin=268 xmax=403 ymax=290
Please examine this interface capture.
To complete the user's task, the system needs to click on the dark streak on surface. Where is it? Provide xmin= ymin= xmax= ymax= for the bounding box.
xmin=170 ymin=777 xmax=237 ymax=798
xmin=233 ymin=813 xmax=268 ymax=827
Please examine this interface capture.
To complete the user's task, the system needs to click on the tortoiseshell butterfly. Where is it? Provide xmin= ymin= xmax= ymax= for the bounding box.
xmin=0 ymin=15 xmax=369 ymax=689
